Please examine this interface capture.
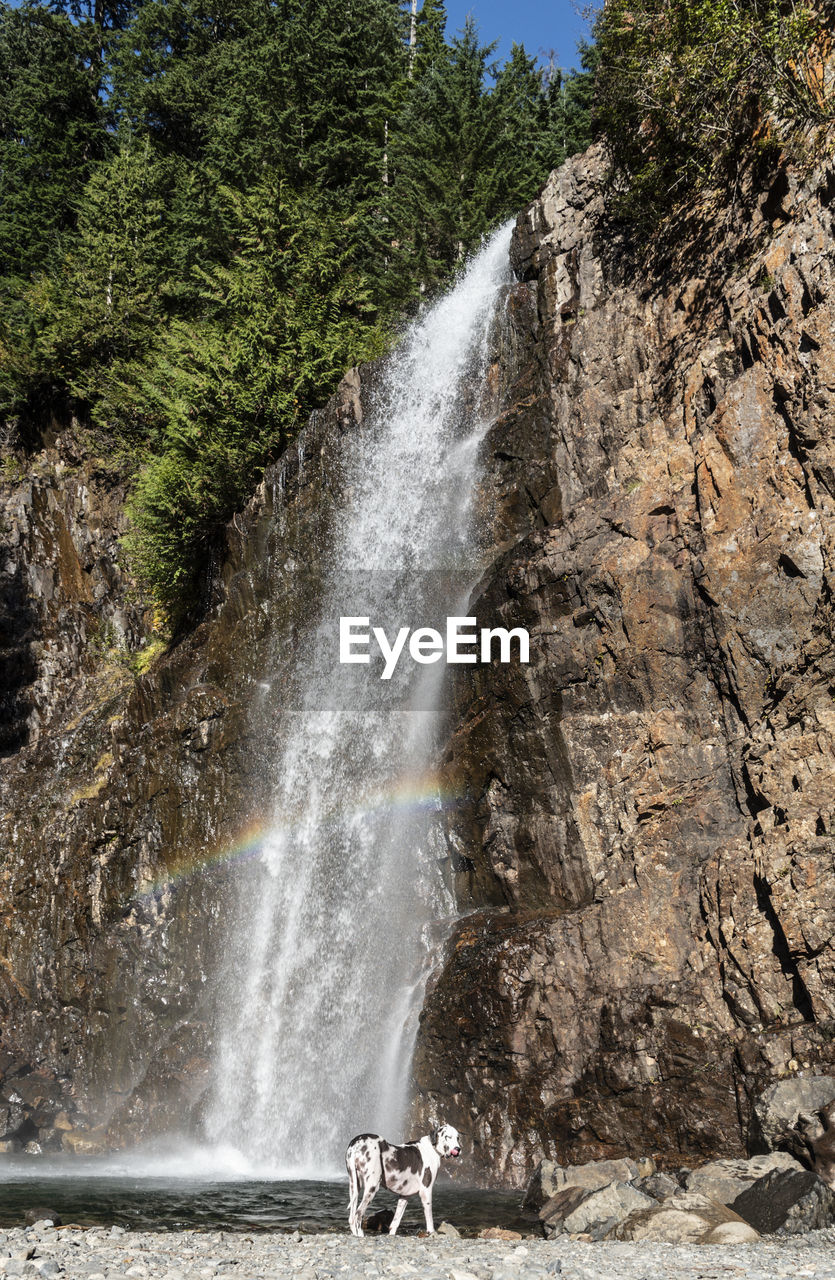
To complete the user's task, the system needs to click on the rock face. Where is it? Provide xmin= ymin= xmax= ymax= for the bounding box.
xmin=412 ymin=137 xmax=835 ymax=1185
xmin=3 ymin=132 xmax=835 ymax=1184
xmin=0 ymin=376 xmax=373 ymax=1144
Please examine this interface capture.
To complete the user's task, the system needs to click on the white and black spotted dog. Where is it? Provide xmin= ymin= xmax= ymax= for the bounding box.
xmin=346 ymin=1124 xmax=462 ymax=1236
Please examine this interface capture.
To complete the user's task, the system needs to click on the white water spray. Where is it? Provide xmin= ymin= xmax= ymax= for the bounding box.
xmin=207 ymin=222 xmax=514 ymax=1175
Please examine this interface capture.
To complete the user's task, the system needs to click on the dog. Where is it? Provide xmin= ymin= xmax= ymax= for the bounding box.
xmin=346 ymin=1123 xmax=462 ymax=1236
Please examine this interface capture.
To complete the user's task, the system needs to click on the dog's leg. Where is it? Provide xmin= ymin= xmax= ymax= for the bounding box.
xmin=418 ymin=1186 xmax=435 ymax=1235
xmin=347 ymin=1161 xmax=360 ymax=1236
xmin=355 ymin=1178 xmax=380 ymax=1237
xmin=389 ymin=1198 xmax=408 ymax=1236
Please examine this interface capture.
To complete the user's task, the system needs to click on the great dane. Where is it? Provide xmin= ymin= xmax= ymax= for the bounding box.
xmin=346 ymin=1124 xmax=462 ymax=1236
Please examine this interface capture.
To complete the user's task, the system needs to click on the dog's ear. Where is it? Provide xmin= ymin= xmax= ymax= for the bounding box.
xmin=430 ymin=1124 xmax=439 ymax=1147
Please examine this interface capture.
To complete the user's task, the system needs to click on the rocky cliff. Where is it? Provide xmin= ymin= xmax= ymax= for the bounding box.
xmin=412 ymin=139 xmax=835 ymax=1186
xmin=2 ymin=136 xmax=835 ymax=1184
xmin=0 ymin=375 xmax=369 ymax=1150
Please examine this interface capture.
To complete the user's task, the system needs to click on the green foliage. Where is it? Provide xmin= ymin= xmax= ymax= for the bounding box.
xmin=411 ymin=0 xmax=447 ymax=80
xmin=539 ymin=41 xmax=598 ymax=172
xmin=122 ymin=185 xmax=388 ymax=617
xmin=594 ymin=0 xmax=834 ymax=227
xmin=0 ymin=1 xmax=108 ymax=282
xmin=387 ymin=18 xmax=593 ymax=300
xmin=0 ymin=0 xmax=595 ymax=623
xmin=387 ymin=18 xmax=501 ymax=295
xmin=0 ymin=0 xmax=110 ymax=422
xmin=0 ymin=140 xmax=225 ymax=434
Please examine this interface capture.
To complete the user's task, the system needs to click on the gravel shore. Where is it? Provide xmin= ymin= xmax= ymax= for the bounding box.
xmin=3 ymin=1224 xmax=835 ymax=1280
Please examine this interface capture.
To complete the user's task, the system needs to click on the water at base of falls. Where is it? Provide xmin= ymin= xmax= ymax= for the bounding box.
xmin=0 ymin=1156 xmax=528 ymax=1234
xmin=205 ymin=221 xmax=515 ymax=1175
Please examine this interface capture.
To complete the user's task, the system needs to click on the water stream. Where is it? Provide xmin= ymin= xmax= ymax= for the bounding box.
xmin=206 ymin=222 xmax=515 ymax=1174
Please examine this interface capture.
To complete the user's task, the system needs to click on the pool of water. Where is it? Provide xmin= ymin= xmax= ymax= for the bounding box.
xmin=0 ymin=1168 xmax=527 ymax=1236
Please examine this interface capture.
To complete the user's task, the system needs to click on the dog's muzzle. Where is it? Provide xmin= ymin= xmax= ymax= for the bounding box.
xmin=450 ymin=1147 xmax=461 ymax=1158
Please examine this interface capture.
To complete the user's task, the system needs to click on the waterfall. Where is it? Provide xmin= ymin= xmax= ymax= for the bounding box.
xmin=207 ymin=221 xmax=514 ymax=1175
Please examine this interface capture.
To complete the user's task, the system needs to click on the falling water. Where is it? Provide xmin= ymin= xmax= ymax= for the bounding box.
xmin=207 ymin=221 xmax=514 ymax=1174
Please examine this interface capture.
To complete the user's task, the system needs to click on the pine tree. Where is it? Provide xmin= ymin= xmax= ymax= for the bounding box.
xmin=0 ymin=2 xmax=108 ymax=284
xmin=123 ymin=181 xmax=389 ymax=619
xmin=387 ymin=16 xmax=500 ymax=297
xmin=0 ymin=1 xmax=112 ymax=420
xmin=410 ymin=0 xmax=447 ymax=81
xmin=490 ymin=43 xmax=550 ymax=213
xmin=19 ymin=141 xmax=221 ymax=434
xmin=111 ymin=0 xmax=274 ymax=177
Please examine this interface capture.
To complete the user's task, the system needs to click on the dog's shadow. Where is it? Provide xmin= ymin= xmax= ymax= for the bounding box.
xmin=364 ymin=1209 xmax=394 ymax=1234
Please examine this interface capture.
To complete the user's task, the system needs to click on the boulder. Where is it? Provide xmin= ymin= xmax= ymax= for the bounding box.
xmin=525 ymin=1156 xmax=654 ymax=1215
xmin=522 ymin=1159 xmax=559 ymax=1213
xmin=637 ymin=1171 xmax=680 ymax=1201
xmin=558 ymin=1157 xmax=649 ymax=1194
xmin=731 ymin=1168 xmax=835 ymax=1235
xmin=540 ymin=1180 xmax=654 ymax=1239
xmin=478 ymin=1227 xmax=523 ymax=1240
xmin=615 ymin=1192 xmax=760 ymax=1244
xmin=558 ymin=1158 xmax=649 ymax=1190
xmin=539 ymin=1185 xmax=588 ymax=1235
xmin=686 ymin=1152 xmax=802 ymax=1204
xmin=24 ymin=1208 xmax=62 ymax=1227
xmin=754 ymin=1077 xmax=835 ymax=1150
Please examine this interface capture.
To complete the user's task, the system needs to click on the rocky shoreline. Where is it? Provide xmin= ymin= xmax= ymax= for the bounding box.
xmin=3 ymin=1222 xmax=835 ymax=1280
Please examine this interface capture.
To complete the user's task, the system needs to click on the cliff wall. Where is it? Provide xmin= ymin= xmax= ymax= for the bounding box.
xmin=0 ymin=375 xmax=368 ymax=1148
xmin=413 ymin=141 xmax=835 ymax=1185
xmin=2 ymin=137 xmax=835 ymax=1184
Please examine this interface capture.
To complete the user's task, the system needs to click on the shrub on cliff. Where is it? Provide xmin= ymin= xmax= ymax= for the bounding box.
xmin=594 ymin=0 xmax=835 ymax=227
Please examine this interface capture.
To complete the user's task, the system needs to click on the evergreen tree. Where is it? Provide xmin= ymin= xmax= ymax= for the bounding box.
xmin=111 ymin=0 xmax=273 ymax=177
xmin=0 ymin=1 xmax=111 ymax=419
xmin=123 ymin=182 xmax=389 ymax=619
xmin=410 ymin=0 xmax=446 ymax=80
xmin=490 ymin=43 xmax=551 ymax=212
xmin=532 ymin=41 xmax=596 ymax=177
xmin=111 ymin=0 xmax=406 ymax=298
xmin=0 ymin=2 xmax=108 ymax=284
xmin=16 ymin=141 xmax=222 ymax=434
xmin=387 ymin=17 xmax=500 ymax=296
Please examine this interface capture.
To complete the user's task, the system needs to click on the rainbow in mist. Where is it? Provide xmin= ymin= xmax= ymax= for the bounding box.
xmin=135 ymin=769 xmax=466 ymax=901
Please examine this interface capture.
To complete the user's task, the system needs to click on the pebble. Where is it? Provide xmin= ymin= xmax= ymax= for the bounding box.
xmin=0 ymin=1225 xmax=835 ymax=1280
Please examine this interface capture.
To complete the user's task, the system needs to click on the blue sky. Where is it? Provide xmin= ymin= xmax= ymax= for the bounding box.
xmin=7 ymin=0 xmax=592 ymax=73
xmin=443 ymin=0 xmax=593 ymax=69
